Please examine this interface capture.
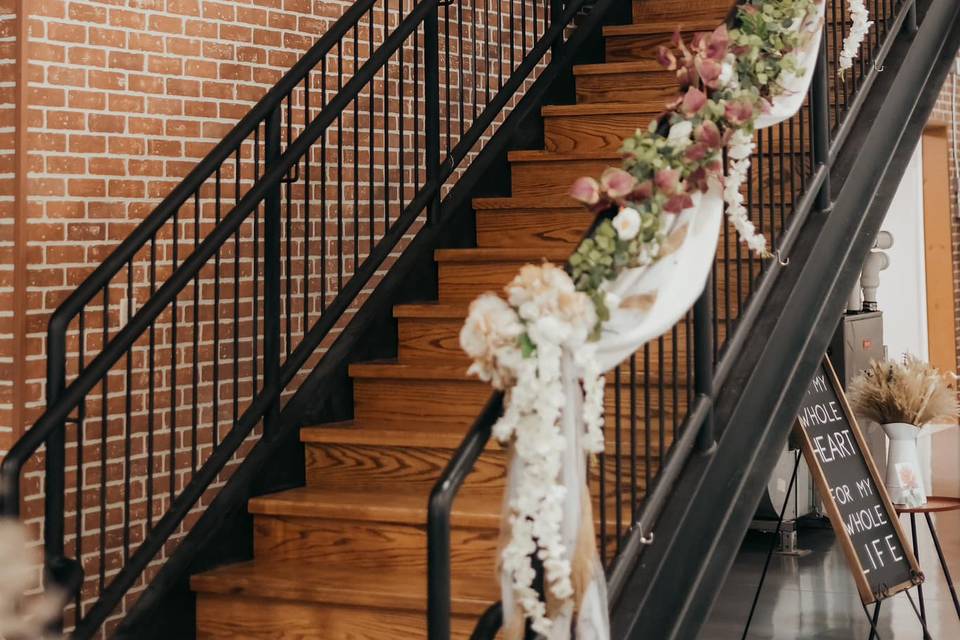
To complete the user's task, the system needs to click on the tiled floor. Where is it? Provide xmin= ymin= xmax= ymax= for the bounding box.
xmin=703 ymin=509 xmax=960 ymax=639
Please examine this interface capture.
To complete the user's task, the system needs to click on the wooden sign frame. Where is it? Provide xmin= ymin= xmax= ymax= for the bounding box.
xmin=792 ymin=357 xmax=924 ymax=605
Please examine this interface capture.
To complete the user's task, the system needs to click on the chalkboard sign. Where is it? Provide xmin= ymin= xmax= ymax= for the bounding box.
xmin=793 ymin=358 xmax=924 ymax=604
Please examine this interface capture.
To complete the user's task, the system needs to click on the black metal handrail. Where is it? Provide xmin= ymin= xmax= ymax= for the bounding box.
xmin=427 ymin=1 xmax=916 ymax=637
xmin=0 ymin=0 xmax=591 ymax=635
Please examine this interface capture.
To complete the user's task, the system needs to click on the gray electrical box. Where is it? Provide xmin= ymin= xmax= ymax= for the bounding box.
xmin=828 ymin=311 xmax=885 ymax=386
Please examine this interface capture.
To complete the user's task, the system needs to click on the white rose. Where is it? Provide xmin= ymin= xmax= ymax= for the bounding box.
xmin=612 ymin=206 xmax=642 ymax=240
xmin=667 ymin=120 xmax=693 ymax=148
xmin=717 ymin=62 xmax=733 ymax=88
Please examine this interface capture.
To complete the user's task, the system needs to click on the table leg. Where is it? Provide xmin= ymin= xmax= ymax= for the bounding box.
xmin=925 ymin=512 xmax=960 ymax=621
xmin=911 ymin=513 xmax=927 ymax=623
xmin=867 ymin=601 xmax=881 ymax=640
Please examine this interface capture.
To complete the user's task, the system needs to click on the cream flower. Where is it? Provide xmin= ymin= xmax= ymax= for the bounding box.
xmin=667 ymin=120 xmax=694 ymax=148
xmin=612 ymin=206 xmax=642 ymax=240
xmin=460 ymin=293 xmax=523 ymax=388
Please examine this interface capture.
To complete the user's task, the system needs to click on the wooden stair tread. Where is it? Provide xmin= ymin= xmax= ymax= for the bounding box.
xmin=435 ymin=246 xmax=571 ymax=264
xmin=573 ymin=61 xmax=676 ymax=78
xmin=472 ymin=195 xmax=583 ymax=210
xmin=393 ymin=302 xmax=469 ymax=319
xmin=191 ymin=558 xmax=496 ymax=614
xmin=602 ymin=18 xmax=719 ymax=37
xmin=301 ymin=423 xmax=475 ymax=449
xmin=508 ymin=149 xmax=623 ymax=162
xmin=543 ymin=102 xmax=663 ymax=117
xmin=248 ymin=485 xmax=501 ymax=528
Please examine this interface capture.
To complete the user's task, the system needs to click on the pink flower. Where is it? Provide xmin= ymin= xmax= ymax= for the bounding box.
xmin=656 ymin=45 xmax=677 ymax=70
xmin=684 ymin=142 xmax=708 ymax=161
xmin=654 ymin=168 xmax=681 ymax=193
xmin=680 ymin=87 xmax=707 ymax=115
xmin=724 ymin=99 xmax=754 ymax=126
xmin=706 ymin=25 xmax=729 ymax=60
xmin=686 ymin=167 xmax=709 ymax=192
xmin=695 ymin=57 xmax=723 ymax=89
xmin=630 ymin=180 xmax=653 ymax=201
xmin=600 ymin=167 xmax=637 ymax=199
xmin=569 ymin=176 xmax=600 ymax=205
xmin=664 ymin=193 xmax=694 ymax=213
xmin=695 ymin=120 xmax=723 ymax=149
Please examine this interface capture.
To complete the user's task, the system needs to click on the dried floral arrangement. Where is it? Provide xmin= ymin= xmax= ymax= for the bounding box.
xmin=848 ymin=356 xmax=959 ymax=427
xmin=0 ymin=519 xmax=63 ymax=640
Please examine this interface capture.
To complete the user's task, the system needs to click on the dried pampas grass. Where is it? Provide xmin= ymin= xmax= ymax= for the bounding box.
xmin=848 ymin=355 xmax=959 ymax=428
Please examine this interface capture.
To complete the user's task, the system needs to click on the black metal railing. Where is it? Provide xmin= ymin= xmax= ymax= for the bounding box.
xmin=428 ymin=0 xmax=915 ymax=637
xmin=0 ymin=0 xmax=596 ymax=636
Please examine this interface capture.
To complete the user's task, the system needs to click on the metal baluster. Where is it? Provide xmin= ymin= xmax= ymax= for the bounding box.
xmin=263 ymin=107 xmax=283 ymax=439
xmin=234 ymin=150 xmax=242 ymax=433
xmin=192 ymin=192 xmax=200 ymax=474
xmin=629 ymin=353 xmax=637 ymax=525
xmin=123 ymin=261 xmax=133 ymax=560
xmin=98 ymin=286 xmax=109 ymax=592
xmin=44 ymin=285 xmax=68 ymax=623
xmin=658 ymin=336 xmax=665 ymax=469
xmin=320 ymin=68 xmax=328 ymax=308
xmin=694 ymin=279 xmax=715 ymax=452
xmin=425 ymin=0 xmax=441 ymax=223
xmin=214 ymin=169 xmax=222 ymax=443
xmin=74 ymin=312 xmax=86 ymax=620
xmin=643 ymin=343 xmax=651 ymax=499
xmin=337 ymin=43 xmax=344 ymax=290
xmin=170 ymin=207 xmax=178 ymax=505
xmin=353 ymin=26 xmax=360 ymax=273
xmin=812 ymin=26 xmax=832 ymax=211
xmin=147 ymin=236 xmax=157 ymax=532
xmin=614 ymin=365 xmax=623 ymax=553
xmin=305 ymin=81 xmax=312 ymax=332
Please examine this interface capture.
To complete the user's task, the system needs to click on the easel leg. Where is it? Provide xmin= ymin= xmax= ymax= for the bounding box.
xmin=925 ymin=512 xmax=960 ymax=621
xmin=740 ymin=451 xmax=801 ymax=640
xmin=911 ymin=513 xmax=927 ymax=622
xmin=866 ymin=601 xmax=881 ymax=640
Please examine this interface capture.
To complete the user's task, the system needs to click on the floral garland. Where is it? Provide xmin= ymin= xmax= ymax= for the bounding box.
xmin=840 ymin=0 xmax=872 ymax=74
xmin=460 ymin=0 xmax=870 ymax=634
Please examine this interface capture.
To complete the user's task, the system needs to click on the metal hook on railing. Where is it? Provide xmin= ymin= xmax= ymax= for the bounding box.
xmin=639 ymin=529 xmax=655 ymax=545
xmin=874 ymin=61 xmax=884 ymax=72
xmin=775 ymin=250 xmax=790 ymax=266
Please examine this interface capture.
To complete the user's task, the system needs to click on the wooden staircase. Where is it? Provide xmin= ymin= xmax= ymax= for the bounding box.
xmin=190 ymin=1 xmax=743 ymax=637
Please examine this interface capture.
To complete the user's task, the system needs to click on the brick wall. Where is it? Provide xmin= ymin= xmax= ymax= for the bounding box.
xmin=2 ymin=0 xmax=548 ymax=635
xmin=930 ymin=55 xmax=960 ymax=370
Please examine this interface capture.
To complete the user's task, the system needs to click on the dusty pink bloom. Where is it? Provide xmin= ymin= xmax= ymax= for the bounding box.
xmin=600 ymin=167 xmax=637 ymax=199
xmin=656 ymin=45 xmax=677 ymax=70
xmin=664 ymin=193 xmax=694 ymax=213
xmin=724 ymin=99 xmax=754 ymax=126
xmin=654 ymin=168 xmax=681 ymax=193
xmin=684 ymin=142 xmax=708 ymax=162
xmin=569 ymin=176 xmax=600 ymax=205
xmin=706 ymin=25 xmax=729 ymax=60
xmin=631 ymin=180 xmax=654 ymax=201
xmin=695 ymin=120 xmax=723 ymax=149
xmin=696 ymin=57 xmax=723 ymax=88
xmin=686 ymin=167 xmax=709 ymax=193
xmin=680 ymin=87 xmax=707 ymax=115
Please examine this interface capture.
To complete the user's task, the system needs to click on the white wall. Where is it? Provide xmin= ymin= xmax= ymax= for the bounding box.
xmin=873 ymin=142 xmax=946 ymax=493
xmin=876 ymin=143 xmax=929 ymax=362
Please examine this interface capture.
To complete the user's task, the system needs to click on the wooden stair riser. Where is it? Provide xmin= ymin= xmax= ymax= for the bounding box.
xmin=253 ymin=515 xmax=500 ymax=577
xmin=576 ymin=68 xmax=677 ymax=105
xmin=353 ymin=375 xmax=689 ymax=431
xmin=546 ymin=110 xmax=816 ymax=154
xmin=437 ymin=254 xmax=759 ymax=305
xmin=396 ymin=312 xmax=695 ymax=379
xmin=197 ymin=593 xmax=483 ymax=640
xmin=304 ymin=442 xmax=507 ymax=491
xmin=632 ymin=0 xmax=732 ymax=23
xmin=510 ymin=153 xmax=808 ymax=200
xmin=475 ymin=208 xmax=594 ymax=249
xmin=605 ymin=29 xmax=711 ymax=64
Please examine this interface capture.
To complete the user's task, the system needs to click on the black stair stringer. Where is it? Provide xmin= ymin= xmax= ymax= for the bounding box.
xmin=610 ymin=1 xmax=960 ymax=638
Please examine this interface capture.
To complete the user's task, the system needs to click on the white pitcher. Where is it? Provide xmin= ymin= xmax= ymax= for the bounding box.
xmin=881 ymin=422 xmax=927 ymax=506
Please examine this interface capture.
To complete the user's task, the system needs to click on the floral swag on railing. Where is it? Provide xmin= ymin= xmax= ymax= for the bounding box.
xmin=459 ymin=1 xmax=871 ymax=637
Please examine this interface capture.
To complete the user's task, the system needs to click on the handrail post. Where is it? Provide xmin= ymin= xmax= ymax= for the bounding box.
xmin=693 ymin=277 xmax=715 ymax=452
xmin=811 ymin=22 xmax=832 ymax=212
xmin=424 ymin=0 xmax=441 ymax=225
xmin=44 ymin=327 xmax=67 ymax=630
xmin=263 ymin=107 xmax=283 ymax=438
